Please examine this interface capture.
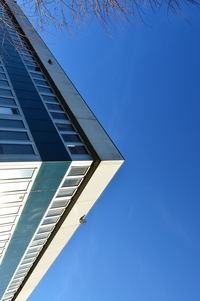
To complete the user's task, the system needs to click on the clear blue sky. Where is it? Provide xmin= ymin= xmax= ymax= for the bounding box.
xmin=27 ymin=3 xmax=200 ymax=301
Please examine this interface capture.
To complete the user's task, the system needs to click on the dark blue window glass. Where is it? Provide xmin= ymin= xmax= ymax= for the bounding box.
xmin=0 ymin=144 xmax=34 ymax=154
xmin=0 ymin=131 xmax=29 ymax=140
xmin=0 ymin=120 xmax=24 ymax=128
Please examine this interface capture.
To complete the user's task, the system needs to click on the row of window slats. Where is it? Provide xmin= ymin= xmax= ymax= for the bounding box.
xmin=1 ymin=11 xmax=91 ymax=160
xmin=0 ymin=8 xmax=36 ymax=157
xmin=0 ymin=168 xmax=35 ymax=283
xmin=1 ymin=164 xmax=90 ymax=301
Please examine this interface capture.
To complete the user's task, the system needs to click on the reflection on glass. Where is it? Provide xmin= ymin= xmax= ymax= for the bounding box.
xmin=68 ymin=166 xmax=89 ymax=176
xmin=0 ymin=194 xmax=24 ymax=203
xmin=62 ymin=178 xmax=82 ymax=187
xmin=51 ymin=199 xmax=69 ymax=208
xmin=0 ymin=216 xmax=16 ymax=224
xmin=0 ymin=224 xmax=12 ymax=232
xmin=37 ymin=225 xmax=54 ymax=234
xmin=46 ymin=208 xmax=64 ymax=217
xmin=0 ymin=168 xmax=34 ymax=180
xmin=0 ymin=107 xmax=18 ymax=115
xmin=42 ymin=216 xmax=59 ymax=225
xmin=56 ymin=188 xmax=76 ymax=198
xmin=0 ymin=181 xmax=29 ymax=192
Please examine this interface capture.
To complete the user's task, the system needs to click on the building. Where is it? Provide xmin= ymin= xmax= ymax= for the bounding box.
xmin=0 ymin=1 xmax=124 ymax=300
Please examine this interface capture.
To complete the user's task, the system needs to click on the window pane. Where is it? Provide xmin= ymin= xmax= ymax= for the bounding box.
xmin=68 ymin=166 xmax=89 ymax=176
xmin=56 ymin=123 xmax=74 ymax=132
xmin=0 ymin=119 xmax=24 ymax=128
xmin=34 ymin=79 xmax=49 ymax=87
xmin=42 ymin=95 xmax=58 ymax=103
xmin=62 ymin=178 xmax=82 ymax=187
xmin=0 ymin=73 xmax=6 ymax=79
xmin=68 ymin=145 xmax=88 ymax=155
xmin=42 ymin=216 xmax=59 ymax=225
xmin=30 ymin=239 xmax=46 ymax=247
xmin=0 ymin=206 xmax=19 ymax=215
xmin=0 ymin=67 xmax=4 ymax=72
xmin=46 ymin=208 xmax=64 ymax=217
xmin=0 ymin=144 xmax=34 ymax=154
xmin=24 ymin=253 xmax=37 ymax=260
xmin=0 ymin=241 xmax=6 ymax=247
xmin=47 ymin=103 xmax=63 ymax=111
xmin=21 ymin=258 xmax=35 ymax=264
xmin=51 ymin=199 xmax=69 ymax=208
xmin=0 ymin=194 xmax=24 ymax=203
xmin=0 ymin=224 xmax=12 ymax=232
xmin=0 ymin=107 xmax=18 ymax=115
xmin=0 ymin=168 xmax=34 ymax=180
xmin=34 ymin=233 xmax=50 ymax=240
xmin=27 ymin=246 xmax=42 ymax=254
xmin=0 ymin=89 xmax=12 ymax=97
xmin=56 ymin=188 xmax=76 ymax=198
xmin=51 ymin=112 xmax=68 ymax=120
xmin=30 ymin=72 xmax=45 ymax=80
xmin=0 ymin=131 xmax=29 ymax=140
xmin=0 ymin=216 xmax=16 ymax=225
xmin=37 ymin=225 xmax=54 ymax=234
xmin=62 ymin=134 xmax=81 ymax=143
xmin=38 ymin=86 xmax=53 ymax=94
xmin=0 ymin=80 xmax=9 ymax=87
xmin=0 ymin=181 xmax=29 ymax=192
xmin=27 ymin=66 xmax=40 ymax=72
xmin=0 ymin=233 xmax=10 ymax=240
xmin=0 ymin=97 xmax=16 ymax=106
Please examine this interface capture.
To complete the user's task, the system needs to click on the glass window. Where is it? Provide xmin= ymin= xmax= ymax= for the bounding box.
xmin=68 ymin=145 xmax=88 ymax=155
xmin=27 ymin=65 xmax=40 ymax=72
xmin=0 ymin=216 xmax=16 ymax=225
xmin=18 ymin=263 xmax=32 ymax=269
xmin=56 ymin=123 xmax=74 ymax=132
xmin=37 ymin=225 xmax=54 ymax=234
xmin=30 ymin=72 xmax=45 ymax=80
xmin=25 ymin=61 xmax=37 ymax=67
xmin=0 ymin=241 xmax=6 ymax=247
xmin=62 ymin=134 xmax=81 ymax=143
xmin=38 ymin=86 xmax=53 ymax=94
xmin=0 ymin=107 xmax=18 ymax=115
xmin=0 ymin=97 xmax=16 ymax=106
xmin=30 ymin=239 xmax=46 ymax=247
xmin=51 ymin=199 xmax=70 ymax=208
xmin=68 ymin=166 xmax=89 ymax=176
xmin=34 ymin=232 xmax=50 ymax=240
xmin=42 ymin=216 xmax=59 ymax=225
xmin=24 ymin=253 xmax=38 ymax=260
xmin=0 ymin=119 xmax=24 ymax=128
xmin=0 ymin=80 xmax=9 ymax=87
xmin=34 ymin=79 xmax=49 ymax=87
xmin=46 ymin=103 xmax=62 ymax=111
xmin=46 ymin=208 xmax=65 ymax=217
xmin=0 ymin=89 xmax=12 ymax=97
xmin=0 ymin=206 xmax=20 ymax=215
xmin=0 ymin=181 xmax=29 ymax=192
xmin=42 ymin=95 xmax=58 ymax=103
xmin=0 ymin=168 xmax=34 ymax=180
xmin=0 ymin=67 xmax=4 ymax=72
xmin=62 ymin=178 xmax=82 ymax=187
xmin=0 ymin=194 xmax=24 ymax=203
xmin=56 ymin=188 xmax=76 ymax=198
xmin=0 ymin=233 xmax=10 ymax=240
xmin=21 ymin=258 xmax=35 ymax=264
xmin=0 ymin=73 xmax=6 ymax=79
xmin=27 ymin=246 xmax=42 ymax=254
xmin=0 ymin=144 xmax=34 ymax=154
xmin=0 ymin=224 xmax=12 ymax=233
xmin=0 ymin=131 xmax=29 ymax=140
xmin=50 ymin=112 xmax=68 ymax=120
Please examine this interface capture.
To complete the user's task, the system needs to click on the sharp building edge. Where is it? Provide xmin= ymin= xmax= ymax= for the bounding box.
xmin=0 ymin=1 xmax=124 ymax=300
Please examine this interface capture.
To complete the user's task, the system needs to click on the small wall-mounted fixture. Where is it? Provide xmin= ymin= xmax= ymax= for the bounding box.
xmin=48 ymin=59 xmax=52 ymax=64
xmin=79 ymin=215 xmax=87 ymax=224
